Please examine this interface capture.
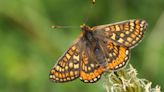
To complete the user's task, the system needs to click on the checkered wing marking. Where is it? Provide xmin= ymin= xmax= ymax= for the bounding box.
xmin=80 ymin=52 xmax=104 ymax=83
xmin=49 ymin=44 xmax=81 ymax=83
xmin=106 ymin=42 xmax=130 ymax=70
xmin=93 ymin=19 xmax=148 ymax=48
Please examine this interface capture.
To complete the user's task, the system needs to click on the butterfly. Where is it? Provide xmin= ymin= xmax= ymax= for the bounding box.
xmin=49 ymin=19 xmax=148 ymax=83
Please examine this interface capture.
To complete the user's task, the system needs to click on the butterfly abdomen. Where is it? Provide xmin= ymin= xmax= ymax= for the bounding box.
xmin=94 ymin=42 xmax=107 ymax=67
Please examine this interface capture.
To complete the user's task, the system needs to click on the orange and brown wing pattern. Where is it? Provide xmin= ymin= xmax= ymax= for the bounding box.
xmin=106 ymin=42 xmax=130 ymax=70
xmin=93 ymin=19 xmax=148 ymax=48
xmin=49 ymin=44 xmax=81 ymax=83
xmin=80 ymin=52 xmax=104 ymax=83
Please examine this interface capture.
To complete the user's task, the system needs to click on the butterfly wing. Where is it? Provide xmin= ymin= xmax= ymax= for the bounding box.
xmin=80 ymin=51 xmax=104 ymax=83
xmin=79 ymin=42 xmax=130 ymax=82
xmin=106 ymin=42 xmax=130 ymax=70
xmin=49 ymin=44 xmax=81 ymax=83
xmin=49 ymin=42 xmax=104 ymax=83
xmin=92 ymin=19 xmax=148 ymax=48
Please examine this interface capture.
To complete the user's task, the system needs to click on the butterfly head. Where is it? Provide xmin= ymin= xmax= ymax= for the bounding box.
xmin=80 ymin=24 xmax=92 ymax=32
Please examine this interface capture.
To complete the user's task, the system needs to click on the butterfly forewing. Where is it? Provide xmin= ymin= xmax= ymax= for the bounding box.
xmin=49 ymin=44 xmax=81 ymax=82
xmin=92 ymin=19 xmax=148 ymax=48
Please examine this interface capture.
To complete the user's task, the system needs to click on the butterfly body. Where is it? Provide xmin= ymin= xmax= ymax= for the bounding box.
xmin=49 ymin=19 xmax=148 ymax=83
xmin=81 ymin=24 xmax=110 ymax=69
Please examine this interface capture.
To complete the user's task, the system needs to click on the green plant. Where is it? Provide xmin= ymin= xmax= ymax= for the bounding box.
xmin=103 ymin=65 xmax=161 ymax=92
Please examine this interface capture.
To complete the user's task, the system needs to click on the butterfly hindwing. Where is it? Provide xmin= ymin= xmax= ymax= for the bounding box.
xmin=79 ymin=52 xmax=104 ymax=83
xmin=106 ymin=42 xmax=130 ymax=70
xmin=93 ymin=19 xmax=147 ymax=48
xmin=49 ymin=44 xmax=81 ymax=82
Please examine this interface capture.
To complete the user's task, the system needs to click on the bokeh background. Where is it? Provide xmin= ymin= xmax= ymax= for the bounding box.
xmin=0 ymin=0 xmax=164 ymax=92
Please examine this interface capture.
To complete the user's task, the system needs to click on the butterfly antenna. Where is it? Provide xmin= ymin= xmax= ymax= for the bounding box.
xmin=82 ymin=0 xmax=96 ymax=24
xmin=51 ymin=25 xmax=79 ymax=31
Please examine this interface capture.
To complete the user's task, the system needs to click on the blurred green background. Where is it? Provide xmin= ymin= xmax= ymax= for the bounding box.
xmin=0 ymin=0 xmax=164 ymax=92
